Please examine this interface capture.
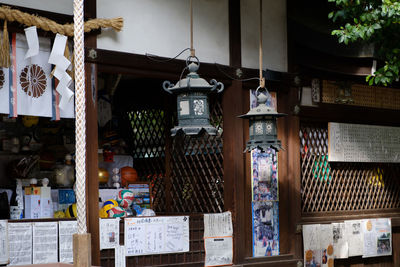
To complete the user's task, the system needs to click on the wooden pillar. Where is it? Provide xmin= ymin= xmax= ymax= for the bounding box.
xmin=73 ymin=233 xmax=92 ymax=267
xmin=84 ymin=0 xmax=100 ymax=265
xmin=226 ymin=0 xmax=246 ymax=264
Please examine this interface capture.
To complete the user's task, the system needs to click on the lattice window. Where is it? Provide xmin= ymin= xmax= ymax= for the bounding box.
xmin=300 ymin=122 xmax=400 ymax=214
xmin=127 ymin=109 xmax=166 ymax=212
xmin=124 ymin=95 xmax=224 ymax=214
xmin=170 ymin=96 xmax=224 ymax=213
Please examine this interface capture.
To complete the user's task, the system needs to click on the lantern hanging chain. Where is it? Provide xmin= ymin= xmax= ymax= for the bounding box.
xmin=190 ymin=0 xmax=195 ymax=57
xmin=259 ymin=0 xmax=265 ymax=88
xmin=73 ymin=0 xmax=87 ymax=234
xmin=145 ymin=47 xmax=190 ymax=62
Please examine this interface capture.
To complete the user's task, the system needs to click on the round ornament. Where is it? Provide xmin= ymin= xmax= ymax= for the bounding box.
xmin=108 ymin=206 xmax=127 ymax=218
xmin=117 ymin=189 xmax=134 ymax=208
xmin=120 ymin=166 xmax=138 ymax=187
xmin=103 ymin=199 xmax=118 ymax=215
xmin=98 ymin=168 xmax=110 ymax=184
xmin=20 ymin=64 xmax=47 ymax=98
xmin=65 ymin=203 xmax=77 ymax=218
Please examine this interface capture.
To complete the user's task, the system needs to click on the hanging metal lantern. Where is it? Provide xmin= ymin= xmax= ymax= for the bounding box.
xmin=239 ymin=87 xmax=286 ymax=152
xmin=163 ymin=57 xmax=224 ymax=136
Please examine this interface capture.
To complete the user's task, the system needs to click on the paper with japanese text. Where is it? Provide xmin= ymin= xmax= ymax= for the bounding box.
xmin=8 ymin=222 xmax=32 ymax=265
xmin=33 ymin=222 xmax=58 ymax=264
xmin=0 ymin=220 xmax=8 ymax=265
xmin=125 ymin=216 xmax=189 ymax=256
xmin=100 ymin=218 xmax=120 ymax=250
xmin=345 ymin=220 xmax=363 ymax=257
xmin=59 ymin=220 xmax=77 ymax=263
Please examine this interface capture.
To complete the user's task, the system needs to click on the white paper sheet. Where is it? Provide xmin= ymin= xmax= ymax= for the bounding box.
xmin=319 ymin=224 xmax=334 ymax=267
xmin=303 ymin=224 xmax=322 ymax=266
xmin=33 ymin=222 xmax=58 ymax=264
xmin=59 ymin=220 xmax=77 ymax=263
xmin=204 ymin=237 xmax=233 ymax=267
xmin=48 ymin=34 xmax=67 ymax=65
xmin=125 ymin=216 xmax=189 ymax=256
xmin=332 ymin=222 xmax=348 ymax=259
xmin=24 ymin=26 xmax=39 ymax=59
xmin=8 ymin=222 xmax=32 ymax=266
xmin=362 ymin=219 xmax=376 ymax=258
xmin=204 ymin=211 xmax=233 ymax=237
xmin=375 ymin=218 xmax=392 ymax=256
xmin=0 ymin=67 xmax=10 ymax=115
xmin=100 ymin=218 xmax=120 ymax=250
xmin=0 ymin=220 xmax=8 ymax=265
xmin=345 ymin=220 xmax=363 ymax=257
xmin=115 ymin=245 xmax=126 ymax=267
xmin=15 ymin=33 xmax=53 ymax=117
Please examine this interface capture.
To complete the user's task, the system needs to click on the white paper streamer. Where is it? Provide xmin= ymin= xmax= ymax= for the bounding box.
xmin=56 ymin=72 xmax=74 ymax=110
xmin=24 ymin=26 xmax=39 ymax=59
xmin=49 ymin=34 xmax=74 ymax=111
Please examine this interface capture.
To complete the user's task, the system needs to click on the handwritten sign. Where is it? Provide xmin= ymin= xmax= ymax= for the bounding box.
xmin=328 ymin=122 xmax=400 ymax=162
xmin=124 ymin=216 xmax=189 ymax=256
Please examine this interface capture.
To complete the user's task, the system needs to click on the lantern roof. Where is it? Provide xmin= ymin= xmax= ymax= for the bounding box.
xmin=238 ymin=91 xmax=286 ymax=119
xmin=163 ymin=58 xmax=224 ymax=94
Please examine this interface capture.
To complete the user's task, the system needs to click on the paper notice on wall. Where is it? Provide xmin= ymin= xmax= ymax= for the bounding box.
xmin=59 ymin=220 xmax=77 ymax=263
xmin=8 ymin=222 xmax=32 ymax=266
xmin=332 ymin=222 xmax=348 ymax=259
xmin=125 ymin=216 xmax=189 ymax=256
xmin=204 ymin=211 xmax=233 ymax=237
xmin=303 ymin=224 xmax=321 ymax=266
xmin=319 ymin=224 xmax=334 ymax=267
xmin=33 ymin=222 xmax=58 ymax=264
xmin=345 ymin=220 xmax=363 ymax=257
xmin=115 ymin=245 xmax=126 ymax=267
xmin=100 ymin=218 xmax=120 ymax=250
xmin=204 ymin=212 xmax=233 ymax=266
xmin=0 ymin=220 xmax=8 ymax=265
xmin=204 ymin=237 xmax=233 ymax=267
xmin=362 ymin=218 xmax=392 ymax=258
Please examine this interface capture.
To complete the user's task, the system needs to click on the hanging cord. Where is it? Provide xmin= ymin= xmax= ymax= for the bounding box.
xmin=259 ymin=0 xmax=265 ymax=88
xmin=190 ymin=0 xmax=195 ymax=57
xmin=146 ymin=48 xmax=190 ymax=62
xmin=214 ymin=63 xmax=260 ymax=82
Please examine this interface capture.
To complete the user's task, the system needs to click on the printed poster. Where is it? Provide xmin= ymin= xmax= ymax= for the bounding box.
xmin=125 ymin=216 xmax=189 ymax=256
xmin=332 ymin=222 xmax=348 ymax=259
xmin=8 ymin=222 xmax=32 ymax=266
xmin=319 ymin=224 xmax=334 ymax=267
xmin=100 ymin=218 xmax=120 ymax=250
xmin=204 ymin=212 xmax=233 ymax=266
xmin=33 ymin=222 xmax=58 ymax=264
xmin=252 ymin=149 xmax=278 ymax=201
xmin=252 ymin=201 xmax=279 ymax=257
xmin=362 ymin=218 xmax=392 ymax=258
xmin=302 ymin=224 xmax=322 ymax=267
xmin=345 ymin=220 xmax=363 ymax=257
xmin=14 ymin=33 xmax=53 ymax=117
xmin=59 ymin=220 xmax=77 ymax=263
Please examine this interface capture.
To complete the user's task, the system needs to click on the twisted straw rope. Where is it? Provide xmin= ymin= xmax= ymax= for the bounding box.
xmin=0 ymin=5 xmax=123 ymax=36
xmin=74 ymin=0 xmax=87 ymax=234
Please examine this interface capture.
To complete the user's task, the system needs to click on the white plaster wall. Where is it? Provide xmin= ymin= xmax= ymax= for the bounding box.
xmin=241 ymin=0 xmax=287 ymax=72
xmin=0 ymin=0 xmax=73 ymax=15
xmin=97 ymin=0 xmax=229 ymax=65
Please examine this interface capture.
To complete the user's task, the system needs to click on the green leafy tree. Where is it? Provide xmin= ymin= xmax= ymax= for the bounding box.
xmin=328 ymin=0 xmax=400 ymax=85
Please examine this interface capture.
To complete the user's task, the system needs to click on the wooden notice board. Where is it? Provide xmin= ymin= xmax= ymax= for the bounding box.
xmin=328 ymin=122 xmax=400 ymax=163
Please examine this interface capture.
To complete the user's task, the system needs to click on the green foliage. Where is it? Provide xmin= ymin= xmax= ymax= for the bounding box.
xmin=328 ymin=0 xmax=400 ymax=85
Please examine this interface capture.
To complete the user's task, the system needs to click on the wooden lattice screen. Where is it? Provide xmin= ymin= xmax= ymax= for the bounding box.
xmin=125 ymin=94 xmax=224 ymax=213
xmin=300 ymin=122 xmax=400 ymax=214
xmin=170 ymin=96 xmax=224 ymax=213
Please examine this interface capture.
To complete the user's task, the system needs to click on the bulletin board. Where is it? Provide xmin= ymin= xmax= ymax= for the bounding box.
xmin=328 ymin=122 xmax=400 ymax=163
